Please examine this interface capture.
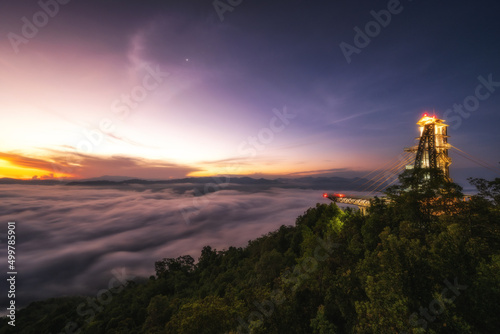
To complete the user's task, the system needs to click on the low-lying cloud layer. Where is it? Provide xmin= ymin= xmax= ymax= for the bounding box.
xmin=0 ymin=184 xmax=331 ymax=312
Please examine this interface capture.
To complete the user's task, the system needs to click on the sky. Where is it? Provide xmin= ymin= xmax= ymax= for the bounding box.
xmin=1 ymin=0 xmax=500 ymax=182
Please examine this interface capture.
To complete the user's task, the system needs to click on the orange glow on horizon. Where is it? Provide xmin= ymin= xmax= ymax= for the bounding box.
xmin=185 ymin=158 xmax=332 ymax=177
xmin=0 ymin=158 xmax=73 ymax=180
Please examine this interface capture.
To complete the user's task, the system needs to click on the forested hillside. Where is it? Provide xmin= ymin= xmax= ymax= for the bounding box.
xmin=2 ymin=171 xmax=499 ymax=333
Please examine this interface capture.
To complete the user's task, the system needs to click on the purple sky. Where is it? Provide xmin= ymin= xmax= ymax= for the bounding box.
xmin=0 ymin=0 xmax=499 ymax=181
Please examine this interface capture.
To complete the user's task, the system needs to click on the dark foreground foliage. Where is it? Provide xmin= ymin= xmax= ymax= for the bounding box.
xmin=2 ymin=172 xmax=499 ymax=333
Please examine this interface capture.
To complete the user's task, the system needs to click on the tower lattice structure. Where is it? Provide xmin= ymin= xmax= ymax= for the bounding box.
xmin=405 ymin=113 xmax=452 ymax=180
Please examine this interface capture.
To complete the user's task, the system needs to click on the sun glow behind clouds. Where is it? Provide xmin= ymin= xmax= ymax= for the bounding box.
xmin=0 ymin=158 xmax=67 ymax=180
xmin=0 ymin=9 xmax=324 ymax=180
xmin=2 ymin=2 xmax=496 ymax=181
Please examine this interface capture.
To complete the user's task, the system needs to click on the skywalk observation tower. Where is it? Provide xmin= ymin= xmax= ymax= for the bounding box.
xmin=323 ymin=112 xmax=453 ymax=212
xmin=404 ymin=113 xmax=452 ymax=180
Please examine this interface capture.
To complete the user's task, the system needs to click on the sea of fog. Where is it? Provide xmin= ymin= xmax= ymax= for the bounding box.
xmin=0 ymin=183 xmax=376 ymax=314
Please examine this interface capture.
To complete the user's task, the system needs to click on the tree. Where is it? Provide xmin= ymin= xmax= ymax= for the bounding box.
xmin=155 ymin=255 xmax=195 ymax=278
xmin=385 ymin=168 xmax=463 ymax=229
xmin=164 ymin=295 xmax=245 ymax=334
xmin=468 ymin=176 xmax=500 ymax=207
xmin=311 ymin=305 xmax=338 ymax=334
xmin=142 ymin=295 xmax=181 ymax=333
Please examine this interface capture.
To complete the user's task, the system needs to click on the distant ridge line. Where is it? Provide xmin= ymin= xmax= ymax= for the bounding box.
xmin=0 ymin=176 xmax=377 ymax=192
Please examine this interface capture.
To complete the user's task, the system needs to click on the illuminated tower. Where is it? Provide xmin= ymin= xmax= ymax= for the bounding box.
xmin=405 ymin=113 xmax=452 ymax=180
